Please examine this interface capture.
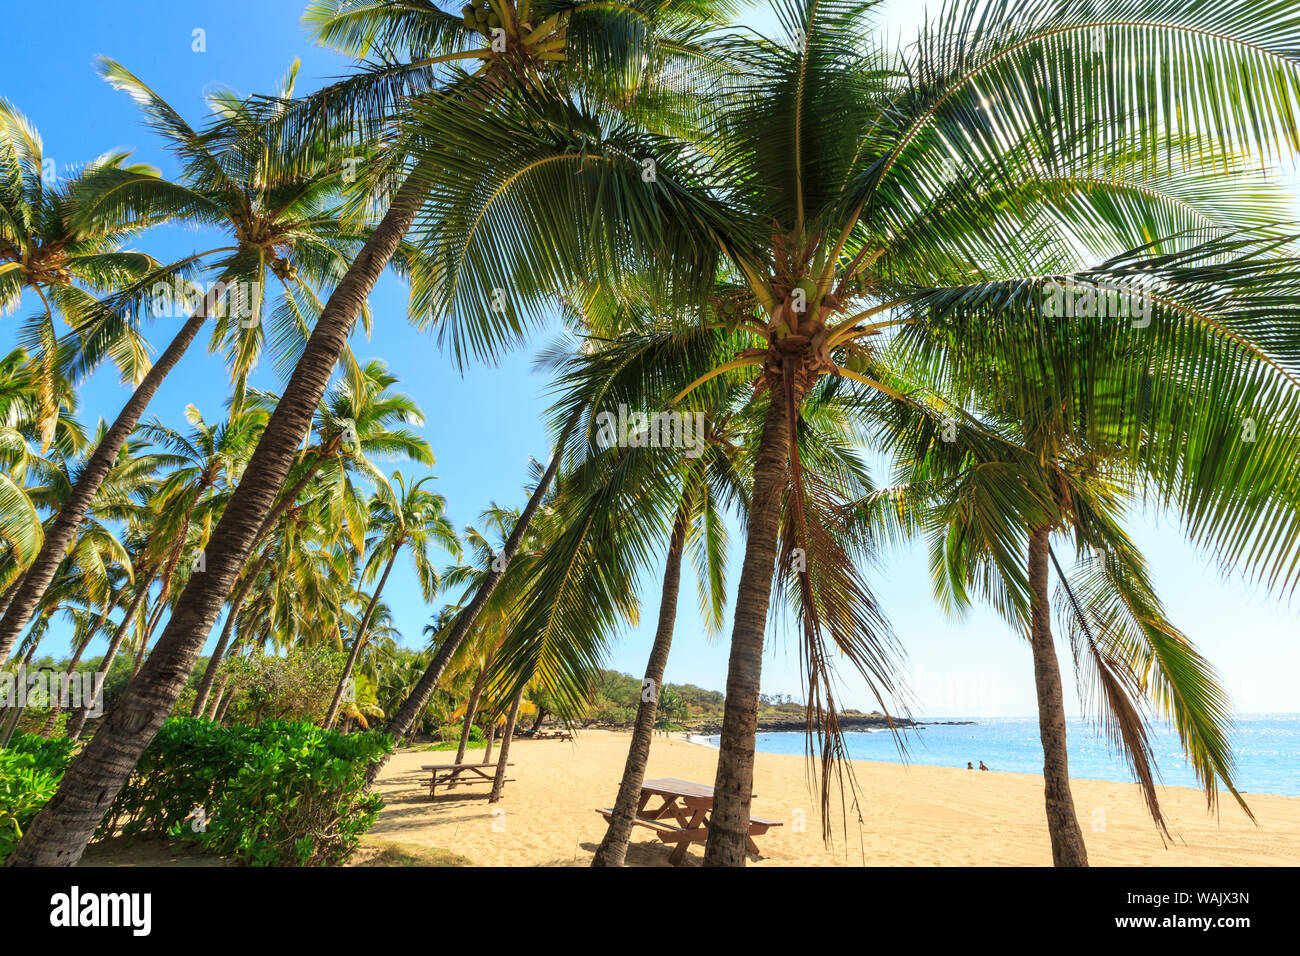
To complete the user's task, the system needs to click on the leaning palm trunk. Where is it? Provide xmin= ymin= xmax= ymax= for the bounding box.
xmin=191 ymin=463 xmax=321 ymax=716
xmin=324 ymin=551 xmax=398 ymax=728
xmin=133 ymin=597 xmax=167 ymax=676
xmin=64 ymin=569 xmax=156 ymax=740
xmin=483 ymin=722 xmax=495 ymax=764
xmin=190 ymin=547 xmax=272 ymax=716
xmin=212 ymin=689 xmax=233 ymax=724
xmin=704 ymin=396 xmax=789 ymax=867
xmin=365 ymin=444 xmax=565 ymax=786
xmin=129 ymin=495 xmax=201 ymax=678
xmin=4 ymin=178 xmax=425 ymax=867
xmin=41 ymin=589 xmax=124 ymax=736
xmin=455 ymin=666 xmax=488 ymax=765
xmin=488 ymin=687 xmax=525 ymax=803
xmin=0 ymin=577 xmax=22 ymax=618
xmin=1027 ymin=525 xmax=1088 ymax=867
xmin=592 ymin=509 xmax=687 ymax=866
xmin=0 ymin=306 xmax=211 ymax=666
xmin=206 ymin=681 xmax=227 ymax=720
xmin=1 ymin=638 xmax=41 ymax=746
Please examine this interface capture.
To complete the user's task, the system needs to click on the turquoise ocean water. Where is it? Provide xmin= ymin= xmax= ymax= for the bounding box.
xmin=694 ymin=714 xmax=1300 ymax=796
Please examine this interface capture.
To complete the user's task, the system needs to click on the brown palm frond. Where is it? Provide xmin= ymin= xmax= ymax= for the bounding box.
xmin=773 ymin=440 xmax=910 ymax=843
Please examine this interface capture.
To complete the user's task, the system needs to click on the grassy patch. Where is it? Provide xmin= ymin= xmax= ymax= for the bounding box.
xmin=350 ymin=839 xmax=474 ymax=867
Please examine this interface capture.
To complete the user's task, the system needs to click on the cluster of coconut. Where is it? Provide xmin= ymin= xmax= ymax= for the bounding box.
xmin=23 ymin=258 xmax=73 ymax=286
xmin=461 ymin=2 xmax=505 ymax=37
xmin=270 ymin=257 xmax=299 ymax=282
xmin=715 ymin=227 xmax=885 ymax=390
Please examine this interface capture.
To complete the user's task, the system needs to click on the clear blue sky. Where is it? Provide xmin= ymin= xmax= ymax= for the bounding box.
xmin=4 ymin=0 xmax=1296 ymax=718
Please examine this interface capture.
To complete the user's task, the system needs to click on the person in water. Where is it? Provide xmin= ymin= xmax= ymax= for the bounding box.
xmin=966 ymin=762 xmax=973 ymax=770
xmin=979 ymin=761 xmax=989 ymax=771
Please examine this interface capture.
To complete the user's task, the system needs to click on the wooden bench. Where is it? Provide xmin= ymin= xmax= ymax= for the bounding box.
xmin=421 ymin=762 xmax=514 ymax=798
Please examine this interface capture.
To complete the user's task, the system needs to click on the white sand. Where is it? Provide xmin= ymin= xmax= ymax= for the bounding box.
xmin=367 ymin=729 xmax=1300 ymax=866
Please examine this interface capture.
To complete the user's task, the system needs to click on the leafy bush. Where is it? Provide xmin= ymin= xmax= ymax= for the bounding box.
xmin=217 ymin=647 xmax=347 ymax=725
xmin=103 ymin=718 xmax=392 ymax=866
xmin=0 ymin=733 xmax=77 ymax=862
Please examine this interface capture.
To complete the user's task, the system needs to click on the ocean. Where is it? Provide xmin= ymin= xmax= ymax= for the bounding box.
xmin=691 ymin=713 xmax=1300 ymax=797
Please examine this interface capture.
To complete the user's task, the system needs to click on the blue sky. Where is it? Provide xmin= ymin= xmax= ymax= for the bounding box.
xmin=4 ymin=0 xmax=1297 ymax=718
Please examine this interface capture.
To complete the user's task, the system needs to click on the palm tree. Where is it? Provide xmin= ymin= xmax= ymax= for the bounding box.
xmin=0 ymin=62 xmax=363 ymax=664
xmin=0 ymin=99 xmax=169 ymax=420
xmin=422 ymin=524 xmax=515 ymax=760
xmin=530 ymin=322 xmax=746 ymax=866
xmin=7 ymin=0 xmax=722 ymax=858
xmin=323 ymin=471 xmax=460 ymax=727
xmin=395 ymin=0 xmax=1300 ymax=865
xmin=869 ymin=280 xmax=1259 ymax=864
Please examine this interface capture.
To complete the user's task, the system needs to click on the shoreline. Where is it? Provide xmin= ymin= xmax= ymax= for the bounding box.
xmin=676 ymin=726 xmax=1300 ymax=799
xmin=675 ymin=730 xmax=1296 ymax=799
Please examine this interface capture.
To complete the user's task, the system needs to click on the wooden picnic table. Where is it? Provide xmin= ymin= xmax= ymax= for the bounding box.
xmin=597 ymin=777 xmax=782 ymax=866
xmin=421 ymin=762 xmax=513 ymax=798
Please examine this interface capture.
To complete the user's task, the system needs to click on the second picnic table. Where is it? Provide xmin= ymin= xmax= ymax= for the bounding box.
xmin=421 ymin=762 xmax=513 ymax=798
xmin=597 ymin=777 xmax=782 ymax=865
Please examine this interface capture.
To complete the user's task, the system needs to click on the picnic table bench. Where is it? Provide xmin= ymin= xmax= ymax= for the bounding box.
xmin=421 ymin=762 xmax=513 ymax=798
xmin=596 ymin=777 xmax=782 ymax=865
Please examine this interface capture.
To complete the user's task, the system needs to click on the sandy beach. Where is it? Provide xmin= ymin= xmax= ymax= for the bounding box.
xmin=366 ymin=729 xmax=1300 ymax=866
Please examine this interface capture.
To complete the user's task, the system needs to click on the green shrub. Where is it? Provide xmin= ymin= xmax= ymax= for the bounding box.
xmin=217 ymin=647 xmax=346 ymax=725
xmin=0 ymin=733 xmax=77 ymax=863
xmin=103 ymin=718 xmax=392 ymax=866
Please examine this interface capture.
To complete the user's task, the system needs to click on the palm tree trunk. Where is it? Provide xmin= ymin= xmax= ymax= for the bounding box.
xmin=41 ymin=589 xmax=124 ymax=736
xmin=133 ymin=595 xmax=167 ymax=676
xmin=0 ymin=306 xmax=211 ymax=666
xmin=212 ymin=687 xmax=233 ymax=723
xmin=488 ymin=687 xmax=524 ymax=802
xmin=527 ymin=707 xmax=546 ymax=734
xmin=365 ymin=441 xmax=565 ymax=785
xmin=455 ymin=667 xmax=488 ymax=765
xmin=191 ymin=546 xmax=272 ymax=716
xmin=593 ymin=508 xmax=687 ymax=866
xmin=483 ymin=721 xmax=495 ymax=764
xmin=1027 ymin=525 xmax=1089 ymax=867
xmin=191 ymin=455 xmax=323 ymax=717
xmin=1 ymin=634 xmax=43 ymax=749
xmin=206 ymin=681 xmax=227 ymax=720
xmin=64 ymin=569 xmax=156 ymax=740
xmin=3 ymin=177 xmax=425 ymax=867
xmin=132 ymin=494 xmax=203 ymax=677
xmin=1 ymin=638 xmax=41 ymax=746
xmin=0 ymin=576 xmax=22 ymax=618
xmin=703 ymin=394 xmax=789 ymax=867
xmin=324 ymin=550 xmax=398 ymax=729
